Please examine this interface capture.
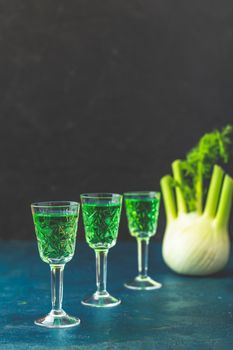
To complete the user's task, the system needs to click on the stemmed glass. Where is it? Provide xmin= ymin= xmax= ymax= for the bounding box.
xmin=80 ymin=193 xmax=122 ymax=307
xmin=31 ymin=201 xmax=80 ymax=328
xmin=124 ymin=192 xmax=161 ymax=290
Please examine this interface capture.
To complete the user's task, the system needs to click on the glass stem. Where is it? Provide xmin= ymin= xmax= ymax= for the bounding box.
xmin=95 ymin=250 xmax=108 ymax=295
xmin=50 ymin=264 xmax=64 ymax=313
xmin=137 ymin=238 xmax=149 ymax=278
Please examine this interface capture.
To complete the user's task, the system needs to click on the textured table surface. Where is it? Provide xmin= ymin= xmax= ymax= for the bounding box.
xmin=0 ymin=240 xmax=233 ymax=349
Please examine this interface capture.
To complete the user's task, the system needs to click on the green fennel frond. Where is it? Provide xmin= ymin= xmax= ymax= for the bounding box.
xmin=180 ymin=124 xmax=232 ymax=212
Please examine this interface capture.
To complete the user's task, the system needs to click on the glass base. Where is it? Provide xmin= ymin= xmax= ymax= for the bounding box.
xmin=34 ymin=309 xmax=80 ymax=328
xmin=81 ymin=291 xmax=121 ymax=308
xmin=124 ymin=275 xmax=162 ymax=290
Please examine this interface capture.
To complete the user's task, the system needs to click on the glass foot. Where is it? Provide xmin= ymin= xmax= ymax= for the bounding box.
xmin=81 ymin=291 xmax=121 ymax=308
xmin=124 ymin=275 xmax=162 ymax=290
xmin=34 ymin=309 xmax=80 ymax=328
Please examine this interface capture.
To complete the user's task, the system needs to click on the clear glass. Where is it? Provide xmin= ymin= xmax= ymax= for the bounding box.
xmin=124 ymin=191 xmax=162 ymax=290
xmin=31 ymin=201 xmax=80 ymax=328
xmin=81 ymin=193 xmax=122 ymax=307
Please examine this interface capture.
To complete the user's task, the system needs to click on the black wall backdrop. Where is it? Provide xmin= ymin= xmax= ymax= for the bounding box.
xmin=0 ymin=0 xmax=232 ymax=239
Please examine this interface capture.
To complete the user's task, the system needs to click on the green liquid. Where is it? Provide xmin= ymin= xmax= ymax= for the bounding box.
xmin=82 ymin=203 xmax=121 ymax=250
xmin=33 ymin=212 xmax=78 ymax=264
xmin=125 ymin=198 xmax=160 ymax=238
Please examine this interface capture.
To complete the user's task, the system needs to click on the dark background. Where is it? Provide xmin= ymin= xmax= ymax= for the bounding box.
xmin=0 ymin=0 xmax=232 ymax=240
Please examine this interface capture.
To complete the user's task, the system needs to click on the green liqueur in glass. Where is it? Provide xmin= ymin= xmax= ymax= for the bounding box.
xmin=31 ymin=201 xmax=80 ymax=328
xmin=124 ymin=192 xmax=162 ymax=290
xmin=82 ymin=203 xmax=121 ymax=249
xmin=125 ymin=197 xmax=160 ymax=239
xmin=81 ymin=193 xmax=122 ymax=307
xmin=33 ymin=212 xmax=78 ymax=263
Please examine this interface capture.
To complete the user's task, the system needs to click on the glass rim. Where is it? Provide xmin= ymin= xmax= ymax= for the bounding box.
xmin=124 ymin=191 xmax=161 ymax=198
xmin=80 ymin=193 xmax=122 ymax=200
xmin=31 ymin=201 xmax=80 ymax=208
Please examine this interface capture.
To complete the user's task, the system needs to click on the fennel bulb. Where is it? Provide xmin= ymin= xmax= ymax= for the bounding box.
xmin=162 ymin=212 xmax=230 ymax=275
xmin=161 ymin=126 xmax=233 ymax=276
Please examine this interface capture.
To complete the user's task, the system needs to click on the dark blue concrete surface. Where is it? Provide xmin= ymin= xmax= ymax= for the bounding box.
xmin=0 ymin=241 xmax=233 ymax=349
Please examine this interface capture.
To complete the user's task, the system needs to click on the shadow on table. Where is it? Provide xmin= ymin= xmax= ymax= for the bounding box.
xmin=211 ymin=268 xmax=233 ymax=279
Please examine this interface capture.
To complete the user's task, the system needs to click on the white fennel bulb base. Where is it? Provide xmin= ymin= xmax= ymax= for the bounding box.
xmin=162 ymin=212 xmax=230 ymax=276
